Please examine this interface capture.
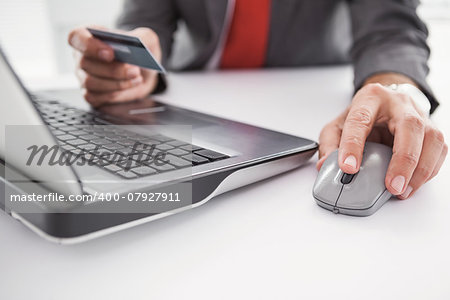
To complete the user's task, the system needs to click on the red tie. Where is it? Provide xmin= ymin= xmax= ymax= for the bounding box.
xmin=220 ymin=0 xmax=271 ymax=69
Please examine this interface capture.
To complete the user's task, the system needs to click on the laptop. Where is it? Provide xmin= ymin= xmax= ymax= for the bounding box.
xmin=0 ymin=46 xmax=318 ymax=244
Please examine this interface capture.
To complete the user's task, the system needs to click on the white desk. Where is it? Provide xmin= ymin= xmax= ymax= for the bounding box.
xmin=0 ymin=64 xmax=449 ymax=300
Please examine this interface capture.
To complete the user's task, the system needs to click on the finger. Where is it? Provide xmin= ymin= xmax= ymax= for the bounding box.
xmin=385 ymin=111 xmax=425 ymax=195
xmin=317 ymin=121 xmax=342 ymax=170
xmin=80 ymin=71 xmax=143 ymax=92
xmin=338 ymin=87 xmax=382 ymax=174
xmin=79 ymin=57 xmax=141 ymax=80
xmin=398 ymin=126 xmax=445 ymax=199
xmin=129 ymin=28 xmax=162 ymax=61
xmin=429 ymin=143 xmax=448 ymax=180
xmin=68 ymin=27 xmax=114 ymax=62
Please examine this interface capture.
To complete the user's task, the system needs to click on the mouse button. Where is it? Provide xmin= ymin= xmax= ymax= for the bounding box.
xmin=337 ymin=174 xmax=387 ymax=209
xmin=312 ymin=171 xmax=343 ymax=205
xmin=340 ymin=189 xmax=393 ymax=216
xmin=313 ymin=182 xmax=342 ymax=206
xmin=337 ymin=188 xmax=384 ymax=210
xmin=312 ymin=151 xmax=343 ymax=205
xmin=341 ymin=173 xmax=355 ymax=184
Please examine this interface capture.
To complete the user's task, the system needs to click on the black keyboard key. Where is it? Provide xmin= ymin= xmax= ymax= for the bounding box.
xmin=117 ymin=171 xmax=138 ymax=179
xmin=117 ymin=159 xmax=144 ymax=169
xmin=92 ymin=157 xmax=110 ymax=166
xmin=63 ymin=119 xmax=79 ymax=125
xmin=117 ymin=139 xmax=137 ymax=147
xmin=82 ymin=153 xmax=97 ymax=161
xmin=150 ymin=163 xmax=176 ymax=172
xmin=131 ymin=166 xmax=157 ymax=176
xmin=75 ymin=126 xmax=93 ymax=134
xmin=70 ymin=149 xmax=82 ymax=155
xmin=113 ymin=148 xmax=142 ymax=155
xmin=91 ymin=138 xmax=110 ymax=145
xmin=167 ymin=148 xmax=189 ymax=156
xmin=66 ymin=139 xmax=88 ymax=146
xmin=79 ymin=134 xmax=98 ymax=141
xmin=129 ymin=153 xmax=148 ymax=161
xmin=133 ymin=143 xmax=155 ymax=151
xmin=57 ymin=134 xmax=76 ymax=141
xmin=165 ymin=155 xmax=192 ymax=168
xmin=48 ymin=123 xmax=67 ymax=128
xmin=59 ymin=126 xmax=75 ymax=132
xmin=156 ymin=144 xmax=175 ymax=151
xmin=180 ymin=144 xmax=203 ymax=152
xmin=69 ymin=129 xmax=88 ymax=136
xmin=167 ymin=140 xmax=189 ymax=147
xmin=182 ymin=154 xmax=209 ymax=165
xmin=51 ymin=130 xmax=66 ymax=136
xmin=102 ymin=143 xmax=125 ymax=151
xmin=60 ymin=145 xmax=76 ymax=151
xmin=104 ymin=164 xmax=123 ymax=173
xmin=195 ymin=149 xmax=228 ymax=161
xmin=140 ymin=138 xmax=161 ymax=146
xmin=78 ymin=144 xmax=98 ymax=152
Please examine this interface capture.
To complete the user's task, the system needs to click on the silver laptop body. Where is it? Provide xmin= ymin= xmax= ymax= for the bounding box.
xmin=0 ymin=46 xmax=317 ymax=243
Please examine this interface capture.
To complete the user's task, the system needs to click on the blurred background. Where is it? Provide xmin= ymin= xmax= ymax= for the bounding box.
xmin=0 ymin=0 xmax=123 ymax=79
xmin=0 ymin=0 xmax=449 ymax=86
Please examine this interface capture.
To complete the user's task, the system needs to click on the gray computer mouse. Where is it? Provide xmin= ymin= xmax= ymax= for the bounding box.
xmin=312 ymin=142 xmax=393 ymax=217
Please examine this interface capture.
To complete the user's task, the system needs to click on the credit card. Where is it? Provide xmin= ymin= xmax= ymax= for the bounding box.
xmin=87 ymin=28 xmax=166 ymax=73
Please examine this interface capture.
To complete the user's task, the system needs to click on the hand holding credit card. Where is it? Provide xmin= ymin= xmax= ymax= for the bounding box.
xmin=68 ymin=26 xmax=164 ymax=106
xmin=87 ymin=27 xmax=166 ymax=73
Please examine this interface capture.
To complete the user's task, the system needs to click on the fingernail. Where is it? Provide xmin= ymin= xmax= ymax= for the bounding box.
xmin=131 ymin=76 xmax=143 ymax=86
xmin=400 ymin=185 xmax=413 ymax=199
xmin=344 ymin=155 xmax=357 ymax=169
xmin=391 ymin=175 xmax=406 ymax=194
xmin=70 ymin=35 xmax=85 ymax=51
xmin=127 ymin=67 xmax=140 ymax=78
xmin=98 ymin=49 xmax=112 ymax=61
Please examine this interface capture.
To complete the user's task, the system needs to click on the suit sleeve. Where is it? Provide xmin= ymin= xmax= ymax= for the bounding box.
xmin=348 ymin=0 xmax=438 ymax=113
xmin=116 ymin=0 xmax=178 ymax=94
xmin=116 ymin=0 xmax=178 ymax=66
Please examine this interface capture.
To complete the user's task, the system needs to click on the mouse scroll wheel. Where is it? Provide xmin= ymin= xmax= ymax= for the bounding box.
xmin=341 ymin=173 xmax=355 ymax=184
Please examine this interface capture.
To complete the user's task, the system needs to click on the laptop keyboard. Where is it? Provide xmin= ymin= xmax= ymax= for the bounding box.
xmin=32 ymin=99 xmax=230 ymax=179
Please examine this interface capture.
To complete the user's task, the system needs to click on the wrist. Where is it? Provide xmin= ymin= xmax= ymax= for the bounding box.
xmin=363 ymin=72 xmax=418 ymax=88
xmin=363 ymin=72 xmax=430 ymax=116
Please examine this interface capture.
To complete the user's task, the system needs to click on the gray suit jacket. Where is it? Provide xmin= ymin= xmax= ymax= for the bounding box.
xmin=117 ymin=0 xmax=438 ymax=112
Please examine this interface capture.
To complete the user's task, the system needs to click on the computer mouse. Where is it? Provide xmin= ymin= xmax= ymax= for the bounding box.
xmin=312 ymin=142 xmax=393 ymax=217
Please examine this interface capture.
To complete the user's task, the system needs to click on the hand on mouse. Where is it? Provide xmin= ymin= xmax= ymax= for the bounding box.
xmin=317 ymin=73 xmax=447 ymax=199
xmin=68 ymin=26 xmax=161 ymax=107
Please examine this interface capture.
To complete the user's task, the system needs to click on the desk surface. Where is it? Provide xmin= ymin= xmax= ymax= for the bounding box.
xmin=0 ymin=64 xmax=449 ymax=300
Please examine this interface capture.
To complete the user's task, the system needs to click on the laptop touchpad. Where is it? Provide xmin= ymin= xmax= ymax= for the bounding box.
xmin=97 ymin=98 xmax=216 ymax=129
